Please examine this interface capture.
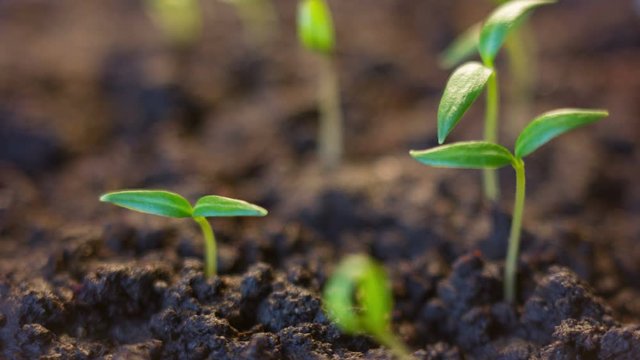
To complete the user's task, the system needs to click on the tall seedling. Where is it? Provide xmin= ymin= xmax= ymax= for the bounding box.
xmin=412 ymin=109 xmax=608 ymax=302
xmin=439 ymin=0 xmax=555 ymax=201
xmin=297 ymin=0 xmax=343 ymax=169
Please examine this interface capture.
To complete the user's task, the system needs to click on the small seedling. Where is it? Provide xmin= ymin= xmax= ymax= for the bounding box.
xmin=324 ymin=254 xmax=411 ymax=359
xmin=100 ymin=190 xmax=267 ymax=277
xmin=438 ymin=0 xmax=555 ymax=201
xmin=146 ymin=0 xmax=203 ymax=47
xmin=297 ymin=0 xmax=343 ymax=169
xmin=411 ymin=108 xmax=608 ymax=302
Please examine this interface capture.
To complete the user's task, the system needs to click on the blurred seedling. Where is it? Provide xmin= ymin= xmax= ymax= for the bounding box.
xmin=324 ymin=254 xmax=412 ymax=359
xmin=297 ymin=0 xmax=343 ymax=169
xmin=100 ymin=190 xmax=267 ymax=277
xmin=411 ymin=109 xmax=608 ymax=302
xmin=439 ymin=0 xmax=555 ymax=201
xmin=221 ymin=0 xmax=279 ymax=48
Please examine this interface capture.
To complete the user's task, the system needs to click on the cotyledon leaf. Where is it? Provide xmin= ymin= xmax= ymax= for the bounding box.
xmin=323 ymin=254 xmax=393 ymax=335
xmin=437 ymin=62 xmax=493 ymax=144
xmin=100 ymin=190 xmax=193 ymax=218
xmin=478 ymin=0 xmax=555 ymax=64
xmin=410 ymin=141 xmax=515 ymax=169
xmin=297 ymin=0 xmax=335 ymax=54
xmin=515 ymin=108 xmax=608 ymax=158
xmin=192 ymin=195 xmax=268 ymax=217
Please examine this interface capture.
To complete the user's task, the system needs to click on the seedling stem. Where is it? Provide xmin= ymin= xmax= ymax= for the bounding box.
xmin=319 ymin=55 xmax=343 ymax=168
xmin=194 ymin=216 xmax=217 ymax=278
xmin=378 ymin=332 xmax=412 ymax=360
xmin=505 ymin=158 xmax=525 ymax=302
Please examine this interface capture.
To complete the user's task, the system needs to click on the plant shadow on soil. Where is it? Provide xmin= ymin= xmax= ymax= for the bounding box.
xmin=0 ymin=0 xmax=640 ymax=359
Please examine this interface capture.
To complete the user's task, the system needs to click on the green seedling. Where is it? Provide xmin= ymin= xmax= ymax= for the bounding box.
xmin=220 ymin=0 xmax=278 ymax=48
xmin=297 ymin=0 xmax=343 ymax=169
xmin=439 ymin=0 xmax=555 ymax=201
xmin=440 ymin=0 xmax=539 ymax=130
xmin=411 ymin=109 xmax=608 ymax=302
xmin=324 ymin=254 xmax=411 ymax=359
xmin=146 ymin=0 xmax=203 ymax=47
xmin=100 ymin=190 xmax=267 ymax=277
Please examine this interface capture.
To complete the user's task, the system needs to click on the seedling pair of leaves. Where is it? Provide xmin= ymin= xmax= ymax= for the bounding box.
xmin=324 ymin=255 xmax=412 ymax=359
xmin=297 ymin=0 xmax=344 ymax=169
xmin=412 ymin=109 xmax=608 ymax=302
xmin=100 ymin=190 xmax=267 ymax=277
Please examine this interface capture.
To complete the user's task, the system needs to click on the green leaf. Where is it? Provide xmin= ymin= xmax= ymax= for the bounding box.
xmin=437 ymin=62 xmax=493 ymax=143
xmin=297 ymin=0 xmax=335 ymax=54
xmin=515 ymin=108 xmax=608 ymax=158
xmin=323 ymin=254 xmax=393 ymax=336
xmin=193 ymin=195 xmax=268 ymax=217
xmin=410 ymin=141 xmax=514 ymax=169
xmin=100 ymin=190 xmax=193 ymax=218
xmin=439 ymin=23 xmax=481 ymax=69
xmin=478 ymin=0 xmax=555 ymax=64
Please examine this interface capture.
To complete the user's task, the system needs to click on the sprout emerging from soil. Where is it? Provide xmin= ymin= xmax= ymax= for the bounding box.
xmin=100 ymin=190 xmax=267 ymax=277
xmin=146 ymin=0 xmax=203 ymax=47
xmin=411 ymin=109 xmax=608 ymax=302
xmin=297 ymin=0 xmax=343 ymax=169
xmin=438 ymin=0 xmax=555 ymax=201
xmin=324 ymin=254 xmax=412 ymax=359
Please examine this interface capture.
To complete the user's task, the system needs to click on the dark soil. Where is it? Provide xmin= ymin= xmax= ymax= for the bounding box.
xmin=1 ymin=0 xmax=639 ymax=359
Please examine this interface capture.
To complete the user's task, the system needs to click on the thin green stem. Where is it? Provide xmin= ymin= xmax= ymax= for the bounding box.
xmin=483 ymin=65 xmax=500 ymax=201
xmin=377 ymin=331 xmax=412 ymax=360
xmin=318 ymin=54 xmax=343 ymax=170
xmin=194 ymin=216 xmax=217 ymax=277
xmin=505 ymin=159 xmax=525 ymax=303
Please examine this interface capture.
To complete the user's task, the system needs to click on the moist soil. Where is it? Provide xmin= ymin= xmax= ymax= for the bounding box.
xmin=1 ymin=0 xmax=639 ymax=359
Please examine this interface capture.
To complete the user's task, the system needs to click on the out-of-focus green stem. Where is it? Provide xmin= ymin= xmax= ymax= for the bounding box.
xmin=505 ymin=159 xmax=525 ymax=303
xmin=194 ymin=216 xmax=217 ymax=277
xmin=318 ymin=54 xmax=343 ymax=169
xmin=377 ymin=331 xmax=412 ymax=360
xmin=483 ymin=64 xmax=500 ymax=201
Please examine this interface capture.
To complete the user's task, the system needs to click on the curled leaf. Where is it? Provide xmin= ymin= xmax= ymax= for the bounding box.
xmin=479 ymin=0 xmax=555 ymax=64
xmin=438 ymin=62 xmax=493 ymax=144
xmin=297 ymin=0 xmax=335 ymax=54
xmin=100 ymin=190 xmax=193 ymax=218
xmin=515 ymin=108 xmax=608 ymax=158
xmin=410 ymin=141 xmax=514 ymax=169
xmin=193 ymin=195 xmax=268 ymax=217
xmin=323 ymin=254 xmax=393 ymax=336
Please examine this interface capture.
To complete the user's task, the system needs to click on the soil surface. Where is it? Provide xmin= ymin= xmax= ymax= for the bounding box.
xmin=1 ymin=0 xmax=639 ymax=359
